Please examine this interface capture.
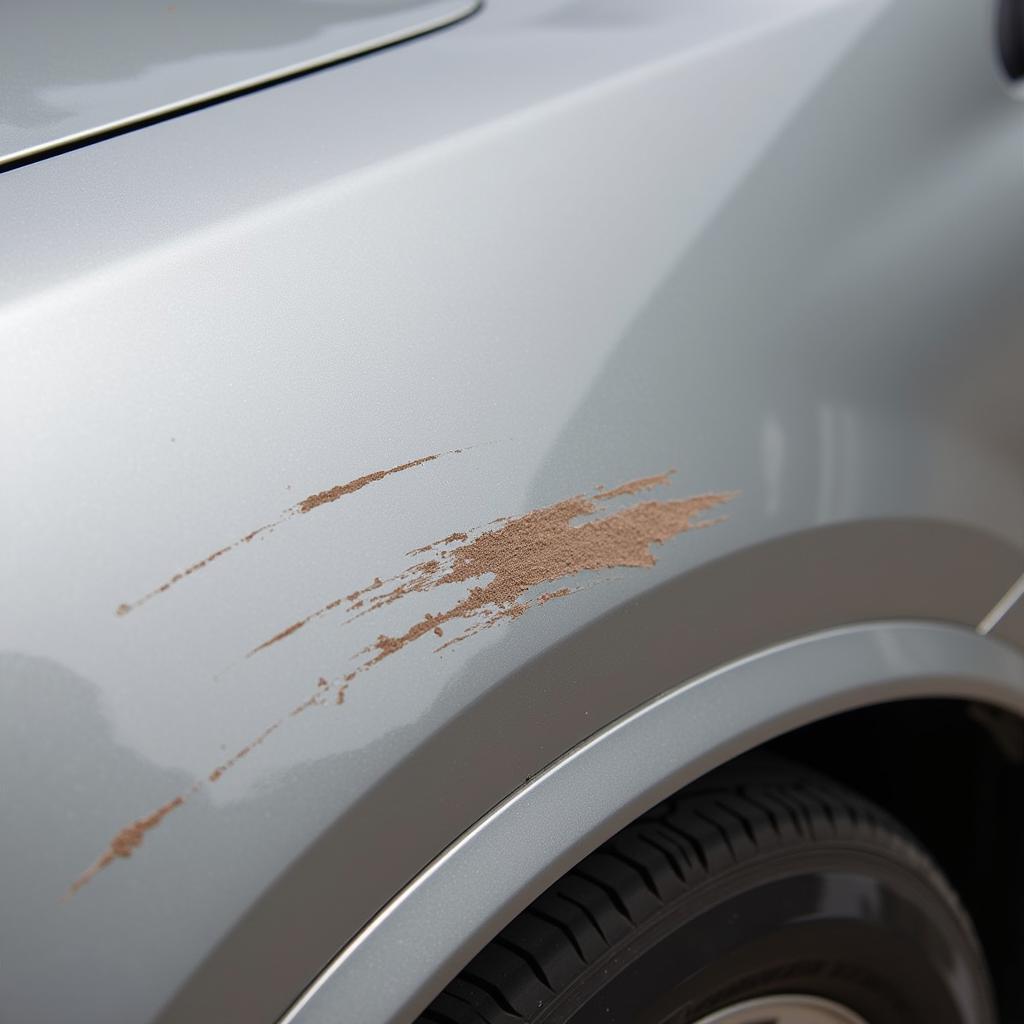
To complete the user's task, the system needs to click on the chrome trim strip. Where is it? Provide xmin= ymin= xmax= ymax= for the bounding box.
xmin=978 ymin=572 xmax=1024 ymax=635
xmin=0 ymin=1 xmax=480 ymax=172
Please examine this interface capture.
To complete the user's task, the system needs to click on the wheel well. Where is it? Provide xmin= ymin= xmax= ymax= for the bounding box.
xmin=766 ymin=698 xmax=1024 ymax=1021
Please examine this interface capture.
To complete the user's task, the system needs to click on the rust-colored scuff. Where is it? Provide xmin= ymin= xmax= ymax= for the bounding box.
xmin=254 ymin=473 xmax=736 ymax=678
xmin=432 ymin=582 xmax=596 ymax=653
xmin=407 ymin=531 xmax=469 ymax=556
xmin=116 ymin=543 xmax=237 ymax=616
xmin=208 ymin=721 xmax=281 ymax=783
xmin=289 ymin=692 xmax=327 ymax=717
xmin=249 ymin=618 xmax=308 ymax=656
xmin=116 ymin=451 xmax=456 ymax=616
xmin=354 ymin=485 xmax=733 ymax=675
xmin=67 ymin=795 xmax=186 ymax=897
xmin=68 ymin=673 xmax=351 ymax=894
xmin=79 ymin=470 xmax=735 ymax=898
xmin=595 ymin=470 xmax=675 ymax=500
xmin=245 ymin=576 xmax=394 ymax=657
xmin=297 ymin=454 xmax=440 ymax=514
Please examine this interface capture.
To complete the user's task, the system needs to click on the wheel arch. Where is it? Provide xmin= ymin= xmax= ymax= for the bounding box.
xmin=280 ymin=620 xmax=1024 ymax=1024
xmin=148 ymin=518 xmax=1024 ymax=1024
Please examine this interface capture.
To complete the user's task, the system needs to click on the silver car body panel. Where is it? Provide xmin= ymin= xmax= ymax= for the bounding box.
xmin=0 ymin=0 xmax=1022 ymax=1022
xmin=0 ymin=0 xmax=479 ymax=168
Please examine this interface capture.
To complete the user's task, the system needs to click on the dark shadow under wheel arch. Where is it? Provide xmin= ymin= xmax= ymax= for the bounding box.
xmin=417 ymin=750 xmax=996 ymax=1024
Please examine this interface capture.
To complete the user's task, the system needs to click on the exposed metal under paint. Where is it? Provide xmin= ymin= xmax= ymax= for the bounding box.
xmin=71 ymin=469 xmax=736 ymax=896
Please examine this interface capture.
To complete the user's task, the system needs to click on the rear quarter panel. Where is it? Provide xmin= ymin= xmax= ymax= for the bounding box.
xmin=0 ymin=0 xmax=1022 ymax=1022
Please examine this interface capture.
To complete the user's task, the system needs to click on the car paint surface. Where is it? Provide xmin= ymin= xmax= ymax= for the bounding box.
xmin=0 ymin=1 xmax=1022 ymax=1023
xmin=0 ymin=0 xmax=479 ymax=168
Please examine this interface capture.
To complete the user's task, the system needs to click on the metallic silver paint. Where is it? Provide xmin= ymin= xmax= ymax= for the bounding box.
xmin=995 ymin=597 xmax=1024 ymax=649
xmin=0 ymin=0 xmax=480 ymax=168
xmin=0 ymin=0 xmax=1021 ymax=1022
xmin=281 ymin=622 xmax=1024 ymax=1024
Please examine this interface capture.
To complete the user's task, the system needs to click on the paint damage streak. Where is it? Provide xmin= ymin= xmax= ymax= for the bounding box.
xmin=68 ymin=681 xmax=343 ymax=895
xmin=296 ymin=454 xmax=442 ymax=513
xmin=74 ymin=471 xmax=736 ymax=896
xmin=115 ymin=451 xmax=454 ymax=616
xmin=253 ymin=473 xmax=736 ymax=673
xmin=595 ymin=470 xmax=675 ymax=500
xmin=357 ymin=488 xmax=732 ymax=673
xmin=67 ymin=795 xmax=187 ymax=898
xmin=208 ymin=721 xmax=281 ymax=783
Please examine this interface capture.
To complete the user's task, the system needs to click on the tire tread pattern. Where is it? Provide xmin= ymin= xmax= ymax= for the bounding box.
xmin=415 ymin=755 xmax=976 ymax=1023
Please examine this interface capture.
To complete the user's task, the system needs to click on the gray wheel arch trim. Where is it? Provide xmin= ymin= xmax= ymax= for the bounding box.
xmin=281 ymin=621 xmax=1024 ymax=1024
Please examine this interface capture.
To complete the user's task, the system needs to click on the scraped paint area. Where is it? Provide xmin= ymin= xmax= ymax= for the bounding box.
xmin=352 ymin=488 xmax=733 ymax=673
xmin=66 ymin=683 xmax=339 ymax=897
xmin=252 ymin=472 xmax=735 ymax=669
xmin=295 ymin=455 xmax=443 ymax=514
xmin=67 ymin=794 xmax=188 ymax=898
xmin=72 ymin=470 xmax=736 ymax=896
xmin=115 ymin=451 xmax=453 ymax=616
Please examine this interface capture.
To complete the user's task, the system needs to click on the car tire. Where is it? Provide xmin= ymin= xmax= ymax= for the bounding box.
xmin=418 ymin=754 xmax=995 ymax=1024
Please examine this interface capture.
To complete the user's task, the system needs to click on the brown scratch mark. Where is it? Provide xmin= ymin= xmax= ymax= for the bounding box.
xmin=353 ymin=482 xmax=734 ymax=676
xmin=245 ymin=576 xmax=394 ymax=657
xmin=249 ymin=617 xmax=309 ymax=655
xmin=432 ymin=580 xmax=597 ymax=654
xmin=67 ymin=795 xmax=186 ymax=898
xmin=208 ymin=721 xmax=281 ymax=783
xmin=66 ymin=673 xmax=348 ymax=895
xmin=297 ymin=454 xmax=440 ymax=514
xmin=116 ymin=543 xmax=237 ymax=616
xmin=289 ymin=693 xmax=326 ymax=717
xmin=255 ymin=472 xmax=737 ymax=676
xmin=79 ymin=470 xmax=733 ymax=898
xmin=595 ymin=470 xmax=675 ymax=500
xmin=407 ymin=531 xmax=469 ymax=556
xmin=116 ymin=451 xmax=459 ymax=616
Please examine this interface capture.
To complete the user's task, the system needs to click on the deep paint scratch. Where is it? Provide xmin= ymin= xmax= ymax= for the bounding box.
xmin=74 ymin=471 xmax=736 ymax=897
xmin=115 ymin=451 xmax=455 ymax=616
